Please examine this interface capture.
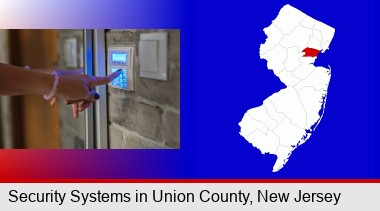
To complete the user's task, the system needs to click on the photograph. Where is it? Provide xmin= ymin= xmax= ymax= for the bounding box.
xmin=0 ymin=29 xmax=180 ymax=149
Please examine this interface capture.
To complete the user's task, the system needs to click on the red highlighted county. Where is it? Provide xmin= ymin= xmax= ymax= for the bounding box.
xmin=302 ymin=47 xmax=320 ymax=57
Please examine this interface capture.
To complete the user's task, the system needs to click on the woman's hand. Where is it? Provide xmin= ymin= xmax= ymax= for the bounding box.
xmin=26 ymin=67 xmax=84 ymax=108
xmin=56 ymin=69 xmax=122 ymax=118
xmin=0 ymin=63 xmax=121 ymax=118
xmin=33 ymin=68 xmax=107 ymax=118
xmin=26 ymin=67 xmax=83 ymax=106
xmin=32 ymin=67 xmax=122 ymax=118
xmin=49 ymin=69 xmax=84 ymax=107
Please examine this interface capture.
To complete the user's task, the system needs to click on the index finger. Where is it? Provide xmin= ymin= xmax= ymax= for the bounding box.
xmin=90 ymin=69 xmax=122 ymax=87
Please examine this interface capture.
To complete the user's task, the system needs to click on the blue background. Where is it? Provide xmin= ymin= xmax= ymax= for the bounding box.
xmin=193 ymin=0 xmax=379 ymax=178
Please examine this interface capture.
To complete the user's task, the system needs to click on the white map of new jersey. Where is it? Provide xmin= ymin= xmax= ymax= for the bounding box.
xmin=239 ymin=4 xmax=335 ymax=172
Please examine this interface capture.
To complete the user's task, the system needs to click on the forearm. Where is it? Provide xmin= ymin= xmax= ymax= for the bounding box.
xmin=0 ymin=63 xmax=54 ymax=96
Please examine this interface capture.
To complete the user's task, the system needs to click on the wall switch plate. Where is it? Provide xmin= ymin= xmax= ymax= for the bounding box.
xmin=139 ymin=32 xmax=167 ymax=81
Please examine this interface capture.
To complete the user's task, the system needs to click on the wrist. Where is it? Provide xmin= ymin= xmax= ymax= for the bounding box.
xmin=43 ymin=71 xmax=60 ymax=100
xmin=32 ymin=71 xmax=55 ymax=96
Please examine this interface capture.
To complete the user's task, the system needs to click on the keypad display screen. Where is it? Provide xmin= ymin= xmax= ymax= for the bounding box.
xmin=112 ymin=53 xmax=127 ymax=63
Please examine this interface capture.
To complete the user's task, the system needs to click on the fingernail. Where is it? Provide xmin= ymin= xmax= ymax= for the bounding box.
xmin=95 ymin=93 xmax=100 ymax=100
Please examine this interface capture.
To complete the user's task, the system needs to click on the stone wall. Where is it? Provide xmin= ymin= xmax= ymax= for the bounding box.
xmin=106 ymin=30 xmax=180 ymax=149
xmin=56 ymin=29 xmax=180 ymax=149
